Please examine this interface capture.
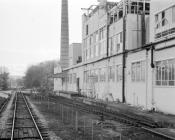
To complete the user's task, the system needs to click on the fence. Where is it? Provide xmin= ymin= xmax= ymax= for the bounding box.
xmin=30 ymin=94 xmax=122 ymax=140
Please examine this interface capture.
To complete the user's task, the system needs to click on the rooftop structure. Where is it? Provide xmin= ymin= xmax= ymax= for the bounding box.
xmin=69 ymin=43 xmax=82 ymax=66
xmin=82 ymin=0 xmax=150 ymax=63
xmin=154 ymin=4 xmax=175 ymax=40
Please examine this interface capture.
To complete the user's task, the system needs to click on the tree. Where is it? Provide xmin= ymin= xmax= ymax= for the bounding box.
xmin=24 ymin=60 xmax=57 ymax=93
xmin=0 ymin=67 xmax=9 ymax=90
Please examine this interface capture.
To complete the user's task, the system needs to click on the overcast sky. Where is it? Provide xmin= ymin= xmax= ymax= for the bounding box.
xmin=0 ymin=0 xmax=117 ymax=76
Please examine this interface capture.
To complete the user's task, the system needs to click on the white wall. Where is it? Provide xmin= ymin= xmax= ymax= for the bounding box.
xmin=69 ymin=43 xmax=82 ymax=66
xmin=126 ymin=51 xmax=147 ymax=107
xmin=154 ymin=46 xmax=175 ymax=114
xmin=54 ymin=66 xmax=62 ymax=95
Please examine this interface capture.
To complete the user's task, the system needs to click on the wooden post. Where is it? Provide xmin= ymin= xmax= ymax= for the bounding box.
xmin=75 ymin=111 xmax=78 ymax=131
xmin=91 ymin=120 xmax=93 ymax=140
xmin=62 ymin=105 xmax=64 ymax=122
xmin=84 ymin=118 xmax=85 ymax=136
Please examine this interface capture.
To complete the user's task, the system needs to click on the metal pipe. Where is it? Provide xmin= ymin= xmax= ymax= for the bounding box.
xmin=151 ymin=45 xmax=155 ymax=68
xmin=122 ymin=14 xmax=126 ymax=103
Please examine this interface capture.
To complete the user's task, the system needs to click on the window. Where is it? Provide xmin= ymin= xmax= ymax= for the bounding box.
xmin=93 ymin=69 xmax=99 ymax=83
xmin=155 ymin=14 xmax=160 ymax=29
xmin=73 ymin=73 xmax=76 ymax=83
xmin=99 ymin=29 xmax=102 ymax=40
xmin=172 ymin=6 xmax=175 ymax=23
xmin=131 ymin=2 xmax=137 ymax=14
xmin=109 ymin=37 xmax=115 ymax=55
xmin=108 ymin=66 xmax=115 ymax=82
xmin=87 ymin=48 xmax=89 ymax=60
xmin=110 ymin=16 xmax=114 ymax=24
xmin=84 ymin=71 xmax=87 ymax=83
xmin=128 ymin=2 xmax=149 ymax=15
xmin=162 ymin=11 xmax=166 ymax=26
xmin=109 ymin=38 xmax=113 ymax=55
xmin=99 ymin=43 xmax=101 ymax=56
xmin=85 ymin=50 xmax=87 ymax=60
xmin=99 ymin=27 xmax=105 ymax=40
xmin=91 ymin=46 xmax=93 ymax=58
xmin=86 ymin=25 xmax=88 ymax=35
xmin=114 ymin=13 xmax=118 ymax=22
xmin=95 ymin=45 xmax=98 ymax=57
xmin=90 ymin=35 xmax=93 ymax=45
xmin=138 ymin=2 xmax=143 ymax=13
xmin=93 ymin=45 xmax=96 ymax=57
xmin=131 ymin=61 xmax=145 ymax=82
xmin=116 ymin=32 xmax=123 ymax=53
xmin=119 ymin=10 xmax=123 ymax=19
xmin=101 ymin=41 xmax=106 ymax=55
xmin=155 ymin=59 xmax=175 ymax=86
xmin=145 ymin=3 xmax=150 ymax=14
xmin=120 ymin=32 xmax=123 ymax=43
xmin=93 ymin=33 xmax=96 ymax=44
xmin=96 ymin=31 xmax=99 ymax=42
xmin=100 ymin=68 xmax=106 ymax=82
xmin=116 ymin=65 xmax=122 ymax=82
xmin=69 ymin=74 xmax=72 ymax=84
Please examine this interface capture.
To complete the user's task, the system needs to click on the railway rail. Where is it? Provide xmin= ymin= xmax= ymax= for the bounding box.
xmin=1 ymin=92 xmax=49 ymax=140
xmin=46 ymin=95 xmax=175 ymax=140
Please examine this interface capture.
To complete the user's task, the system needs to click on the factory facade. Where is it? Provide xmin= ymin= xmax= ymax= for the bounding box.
xmin=54 ymin=0 xmax=175 ymax=115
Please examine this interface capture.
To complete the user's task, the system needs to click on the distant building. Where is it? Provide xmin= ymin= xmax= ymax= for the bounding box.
xmin=54 ymin=0 xmax=175 ymax=115
xmin=69 ymin=43 xmax=82 ymax=66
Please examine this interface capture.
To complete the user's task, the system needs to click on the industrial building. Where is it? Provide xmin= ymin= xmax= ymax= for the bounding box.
xmin=54 ymin=0 xmax=175 ymax=115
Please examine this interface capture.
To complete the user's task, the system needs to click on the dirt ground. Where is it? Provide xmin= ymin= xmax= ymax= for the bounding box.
xmin=29 ymin=95 xmax=123 ymax=140
xmin=29 ymin=95 xmax=167 ymax=140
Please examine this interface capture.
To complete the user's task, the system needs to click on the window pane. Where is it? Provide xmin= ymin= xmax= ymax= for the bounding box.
xmin=169 ymin=81 xmax=175 ymax=86
xmin=172 ymin=6 xmax=175 ymax=23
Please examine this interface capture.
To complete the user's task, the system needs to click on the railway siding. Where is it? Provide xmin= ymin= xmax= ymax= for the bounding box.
xmin=47 ymin=95 xmax=175 ymax=140
xmin=0 ymin=92 xmax=49 ymax=140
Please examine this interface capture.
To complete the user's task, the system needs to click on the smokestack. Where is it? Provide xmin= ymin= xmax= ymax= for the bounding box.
xmin=60 ymin=0 xmax=69 ymax=69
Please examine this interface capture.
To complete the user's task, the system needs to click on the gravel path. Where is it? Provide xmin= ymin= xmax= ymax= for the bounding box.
xmin=0 ymin=92 xmax=15 ymax=131
xmin=27 ymin=97 xmax=62 ymax=140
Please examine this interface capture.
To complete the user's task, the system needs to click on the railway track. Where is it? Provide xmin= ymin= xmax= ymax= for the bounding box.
xmin=1 ymin=92 xmax=49 ymax=140
xmin=47 ymin=95 xmax=175 ymax=140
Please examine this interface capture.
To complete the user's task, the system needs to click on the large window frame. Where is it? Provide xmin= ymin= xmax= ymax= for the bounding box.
xmin=131 ymin=61 xmax=146 ymax=82
xmin=155 ymin=59 xmax=175 ymax=86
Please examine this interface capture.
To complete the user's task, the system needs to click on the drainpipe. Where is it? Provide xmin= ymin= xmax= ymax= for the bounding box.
xmin=122 ymin=14 xmax=126 ymax=103
xmin=106 ymin=5 xmax=110 ymax=100
xmin=145 ymin=50 xmax=148 ymax=109
xmin=151 ymin=45 xmax=155 ymax=68
xmin=151 ymin=45 xmax=155 ymax=109
xmin=106 ymin=6 xmax=110 ymax=57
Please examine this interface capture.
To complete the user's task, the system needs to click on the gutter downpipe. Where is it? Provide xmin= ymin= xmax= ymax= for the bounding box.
xmin=106 ymin=5 xmax=109 ymax=57
xmin=122 ymin=2 xmax=126 ymax=103
xmin=151 ymin=45 xmax=155 ymax=110
xmin=145 ymin=49 xmax=148 ymax=109
xmin=106 ymin=4 xmax=110 ymax=99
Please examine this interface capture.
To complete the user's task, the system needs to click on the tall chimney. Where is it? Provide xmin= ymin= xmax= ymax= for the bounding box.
xmin=60 ymin=0 xmax=69 ymax=69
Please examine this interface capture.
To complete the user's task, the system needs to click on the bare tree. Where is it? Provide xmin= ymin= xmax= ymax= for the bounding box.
xmin=0 ymin=66 xmax=9 ymax=90
xmin=24 ymin=60 xmax=57 ymax=94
